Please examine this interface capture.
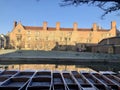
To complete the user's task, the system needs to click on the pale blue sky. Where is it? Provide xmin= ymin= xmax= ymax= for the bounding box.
xmin=0 ymin=0 xmax=120 ymax=34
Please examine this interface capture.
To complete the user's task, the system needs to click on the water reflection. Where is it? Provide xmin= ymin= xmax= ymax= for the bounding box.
xmin=0 ymin=63 xmax=120 ymax=72
xmin=0 ymin=64 xmax=94 ymax=72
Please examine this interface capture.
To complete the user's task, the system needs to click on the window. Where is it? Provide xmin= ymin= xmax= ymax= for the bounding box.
xmin=89 ymin=32 xmax=92 ymax=37
xmin=68 ymin=38 xmax=71 ymax=41
xmin=16 ymin=34 xmax=22 ymax=42
xmin=36 ymin=32 xmax=40 ymax=35
xmin=18 ymin=29 xmax=21 ymax=33
xmin=46 ymin=37 xmax=48 ymax=40
xmin=60 ymin=37 xmax=62 ymax=41
xmin=87 ymin=38 xmax=91 ymax=43
xmin=108 ymin=33 xmax=111 ymax=36
xmin=67 ymin=32 xmax=72 ymax=36
xmin=28 ymin=36 xmax=31 ymax=40
xmin=64 ymin=37 xmax=67 ymax=41
xmin=27 ymin=31 xmax=31 ymax=34
xmin=28 ymin=44 xmax=30 ymax=48
xmin=35 ymin=36 xmax=39 ymax=40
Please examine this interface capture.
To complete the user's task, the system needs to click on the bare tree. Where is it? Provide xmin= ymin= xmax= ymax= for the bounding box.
xmin=60 ymin=0 xmax=120 ymax=17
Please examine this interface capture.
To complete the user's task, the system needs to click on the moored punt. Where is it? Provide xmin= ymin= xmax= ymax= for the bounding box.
xmin=101 ymin=74 xmax=120 ymax=89
xmin=27 ymin=77 xmax=52 ymax=90
xmin=99 ymin=71 xmax=120 ymax=81
xmin=99 ymin=71 xmax=116 ymax=75
xmin=81 ymin=72 xmax=107 ymax=90
xmin=0 ymin=77 xmax=30 ymax=90
xmin=62 ymin=71 xmax=80 ymax=90
xmin=0 ymin=76 xmax=9 ymax=85
xmin=71 ymin=71 xmax=96 ymax=90
xmin=14 ymin=71 xmax=35 ymax=78
xmin=0 ymin=70 xmax=18 ymax=77
xmin=26 ymin=70 xmax=52 ymax=90
xmin=33 ymin=70 xmax=51 ymax=78
xmin=92 ymin=73 xmax=119 ymax=90
xmin=111 ymin=73 xmax=120 ymax=80
xmin=53 ymin=71 xmax=67 ymax=90
xmin=0 ymin=70 xmax=18 ymax=86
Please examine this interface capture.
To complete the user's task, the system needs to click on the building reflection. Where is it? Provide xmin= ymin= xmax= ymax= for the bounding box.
xmin=0 ymin=64 xmax=94 ymax=72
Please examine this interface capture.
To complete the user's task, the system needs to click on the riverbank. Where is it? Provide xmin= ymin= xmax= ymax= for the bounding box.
xmin=0 ymin=50 xmax=120 ymax=59
xmin=0 ymin=50 xmax=120 ymax=64
xmin=0 ymin=50 xmax=120 ymax=72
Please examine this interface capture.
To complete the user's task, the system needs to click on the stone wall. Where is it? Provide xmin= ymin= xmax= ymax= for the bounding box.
xmin=92 ymin=37 xmax=120 ymax=54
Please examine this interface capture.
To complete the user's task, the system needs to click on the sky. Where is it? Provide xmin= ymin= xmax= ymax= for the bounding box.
xmin=0 ymin=0 xmax=120 ymax=34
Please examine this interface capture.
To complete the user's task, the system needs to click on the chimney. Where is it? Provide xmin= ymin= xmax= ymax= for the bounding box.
xmin=111 ymin=21 xmax=117 ymax=36
xmin=43 ymin=21 xmax=47 ymax=30
xmin=56 ymin=22 xmax=60 ymax=30
xmin=93 ymin=23 xmax=97 ymax=31
xmin=73 ymin=22 xmax=78 ymax=31
xmin=14 ymin=21 xmax=17 ymax=28
xmin=111 ymin=21 xmax=116 ymax=29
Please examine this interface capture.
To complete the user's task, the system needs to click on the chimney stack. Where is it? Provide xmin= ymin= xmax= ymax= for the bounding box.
xmin=73 ymin=22 xmax=78 ymax=31
xmin=56 ymin=22 xmax=60 ymax=30
xmin=14 ymin=21 xmax=17 ymax=28
xmin=111 ymin=21 xmax=116 ymax=29
xmin=93 ymin=23 xmax=97 ymax=31
xmin=43 ymin=21 xmax=47 ymax=30
xmin=110 ymin=21 xmax=116 ymax=36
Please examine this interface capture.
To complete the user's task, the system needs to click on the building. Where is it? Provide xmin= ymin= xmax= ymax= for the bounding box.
xmin=92 ymin=37 xmax=120 ymax=54
xmin=9 ymin=21 xmax=117 ymax=50
xmin=0 ymin=34 xmax=9 ymax=49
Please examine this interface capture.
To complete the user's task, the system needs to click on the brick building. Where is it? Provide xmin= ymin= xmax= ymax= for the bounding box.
xmin=9 ymin=21 xmax=117 ymax=50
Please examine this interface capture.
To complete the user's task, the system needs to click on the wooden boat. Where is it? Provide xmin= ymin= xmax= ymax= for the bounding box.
xmin=111 ymin=73 xmax=120 ymax=80
xmin=71 ymin=71 xmax=97 ymax=90
xmin=92 ymin=73 xmax=119 ymax=90
xmin=26 ymin=70 xmax=52 ymax=90
xmin=62 ymin=71 xmax=80 ymax=90
xmin=101 ymin=74 xmax=120 ymax=89
xmin=0 ymin=77 xmax=30 ymax=90
xmin=0 ymin=76 xmax=9 ymax=85
xmin=0 ymin=70 xmax=18 ymax=77
xmin=0 ymin=70 xmax=119 ymax=90
xmin=53 ymin=71 xmax=67 ymax=90
xmin=14 ymin=71 xmax=35 ymax=78
xmin=81 ymin=72 xmax=107 ymax=90
xmin=99 ymin=71 xmax=116 ymax=75
xmin=33 ymin=70 xmax=51 ymax=78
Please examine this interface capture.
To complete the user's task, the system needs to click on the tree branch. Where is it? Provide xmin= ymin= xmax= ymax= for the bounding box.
xmin=60 ymin=0 xmax=120 ymax=17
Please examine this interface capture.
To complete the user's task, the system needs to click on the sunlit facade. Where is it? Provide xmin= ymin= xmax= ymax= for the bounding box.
xmin=9 ymin=21 xmax=117 ymax=50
